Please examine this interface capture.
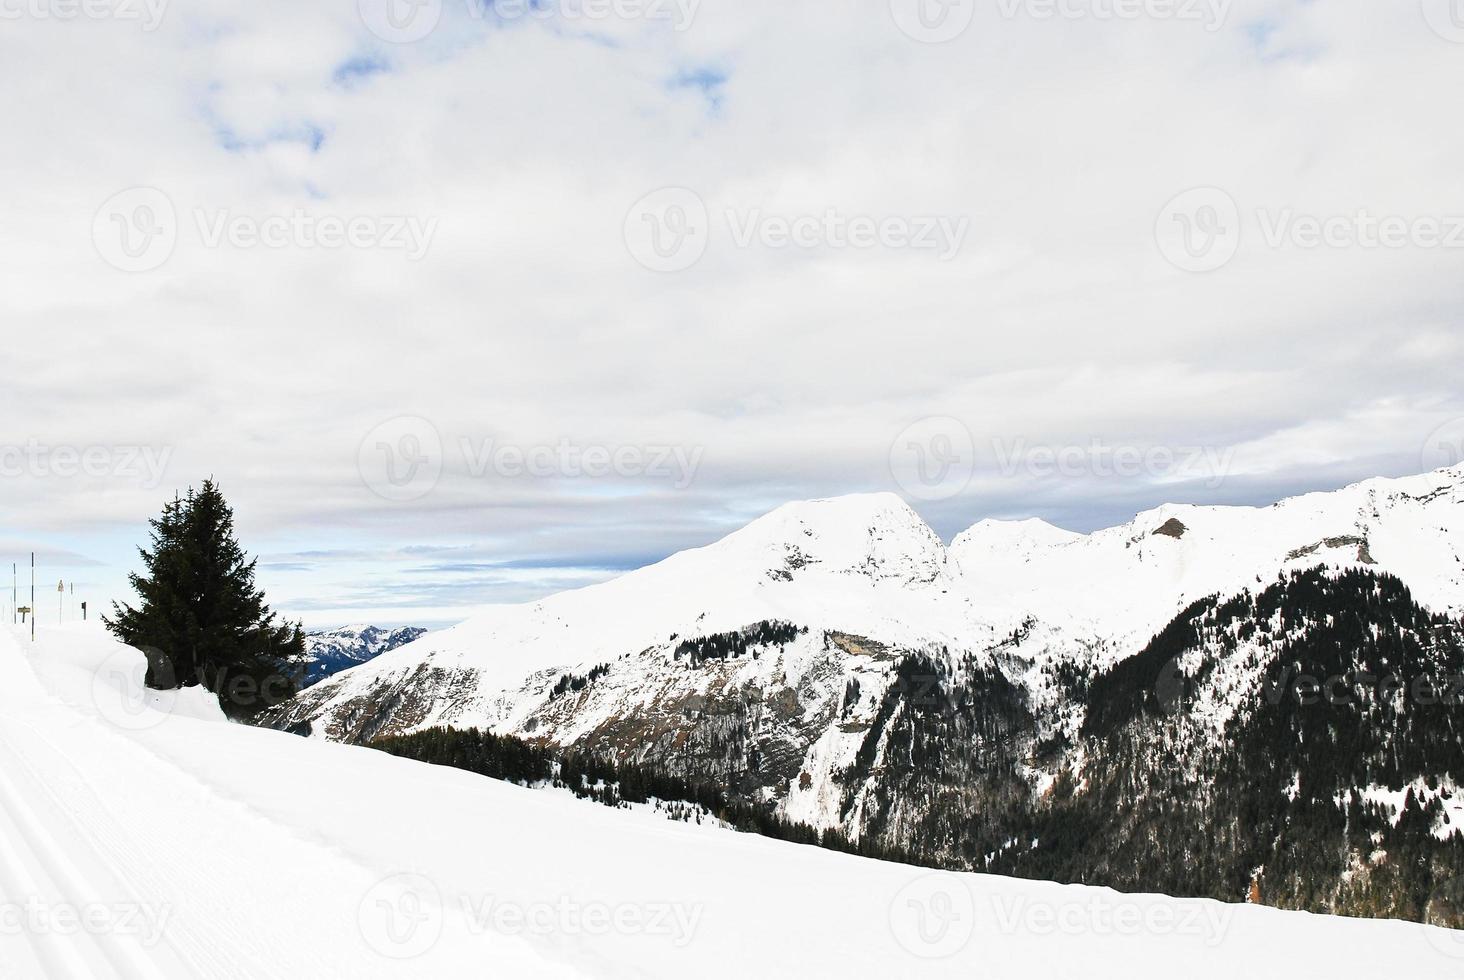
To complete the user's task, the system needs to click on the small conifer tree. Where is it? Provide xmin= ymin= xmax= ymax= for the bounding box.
xmin=106 ymin=480 xmax=304 ymax=718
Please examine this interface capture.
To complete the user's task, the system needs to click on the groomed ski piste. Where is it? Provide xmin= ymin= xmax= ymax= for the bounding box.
xmin=1 ymin=624 xmax=1459 ymax=978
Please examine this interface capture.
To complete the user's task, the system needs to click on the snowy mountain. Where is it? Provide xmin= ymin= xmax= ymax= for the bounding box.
xmin=301 ymin=625 xmax=427 ymax=686
xmin=261 ymin=465 xmax=1464 ymax=919
xmin=5 ymin=622 xmax=1453 ymax=978
xmin=270 ymin=465 xmax=1464 ymax=743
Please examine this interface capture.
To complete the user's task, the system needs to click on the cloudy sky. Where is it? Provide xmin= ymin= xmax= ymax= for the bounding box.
xmin=2 ymin=0 xmax=1462 ymax=629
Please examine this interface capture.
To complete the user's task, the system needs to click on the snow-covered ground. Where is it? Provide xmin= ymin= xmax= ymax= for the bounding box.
xmin=2 ymin=624 xmax=1461 ymax=978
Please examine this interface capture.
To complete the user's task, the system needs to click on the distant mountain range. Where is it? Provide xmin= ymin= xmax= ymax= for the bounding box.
xmin=264 ymin=466 xmax=1464 ymax=923
xmin=299 ymin=625 xmax=427 ymax=687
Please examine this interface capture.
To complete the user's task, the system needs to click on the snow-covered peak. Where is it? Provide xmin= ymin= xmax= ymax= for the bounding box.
xmin=301 ymin=625 xmax=429 ymax=686
xmin=952 ymin=466 xmax=1464 ymax=647
xmin=950 ymin=517 xmax=1081 ymax=569
xmin=292 ymin=492 xmax=964 ymax=718
xmin=716 ymin=491 xmax=946 ymax=584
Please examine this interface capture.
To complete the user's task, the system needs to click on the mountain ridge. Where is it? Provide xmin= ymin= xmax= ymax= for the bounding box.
xmin=274 ymin=464 xmax=1464 ymax=737
xmin=300 ymin=624 xmax=427 ymax=686
xmin=257 ymin=464 xmax=1464 ymax=921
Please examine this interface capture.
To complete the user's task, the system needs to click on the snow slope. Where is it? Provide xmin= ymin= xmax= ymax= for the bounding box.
xmin=396 ymin=490 xmax=967 ymax=695
xmin=2 ymin=623 xmax=1460 ymax=978
xmin=281 ymin=465 xmax=1464 ymax=741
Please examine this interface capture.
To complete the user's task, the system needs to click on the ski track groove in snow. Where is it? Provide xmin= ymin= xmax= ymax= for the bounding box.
xmin=0 ymin=714 xmax=277 ymax=979
xmin=0 ymin=629 xmax=378 ymax=979
xmin=4 ymin=617 xmax=1463 ymax=977
xmin=0 ymin=753 xmax=118 ymax=979
xmin=0 ymin=626 xmax=586 ymax=980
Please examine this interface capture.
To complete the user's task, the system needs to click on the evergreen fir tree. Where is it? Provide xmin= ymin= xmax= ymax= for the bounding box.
xmin=105 ymin=480 xmax=305 ymax=719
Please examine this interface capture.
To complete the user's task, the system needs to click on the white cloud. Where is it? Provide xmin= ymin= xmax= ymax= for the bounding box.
xmin=1 ymin=0 xmax=1461 ymax=624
